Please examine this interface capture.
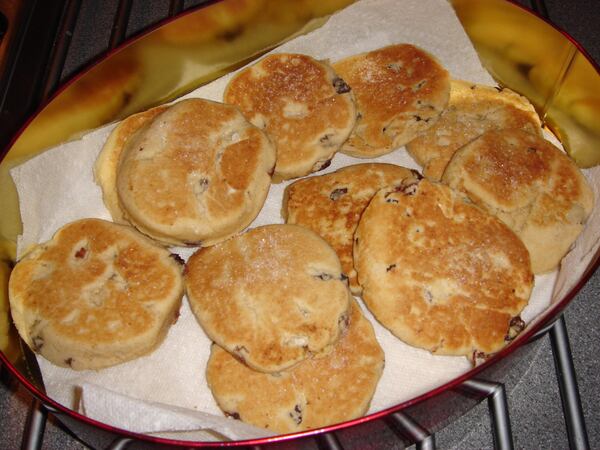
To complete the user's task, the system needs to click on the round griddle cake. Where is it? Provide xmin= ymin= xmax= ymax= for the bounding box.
xmin=116 ymin=98 xmax=276 ymax=247
xmin=442 ymin=129 xmax=594 ymax=274
xmin=8 ymin=219 xmax=184 ymax=370
xmin=354 ymin=179 xmax=533 ymax=358
xmin=206 ymin=300 xmax=384 ymax=433
xmin=332 ymin=44 xmax=450 ymax=158
xmin=185 ymin=224 xmax=351 ymax=373
xmin=406 ymin=79 xmax=542 ymax=180
xmin=223 ymin=53 xmax=356 ymax=182
xmin=283 ymin=163 xmax=419 ymax=294
xmin=94 ymin=105 xmax=169 ymax=222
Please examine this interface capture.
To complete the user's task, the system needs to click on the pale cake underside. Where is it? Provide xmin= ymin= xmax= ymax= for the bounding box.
xmin=185 ymin=224 xmax=351 ymax=373
xmin=206 ymin=300 xmax=384 ymax=433
xmin=8 ymin=219 xmax=184 ymax=370
xmin=355 ymin=179 xmax=533 ymax=358
xmin=283 ymin=163 xmax=418 ymax=294
xmin=224 ymin=53 xmax=356 ymax=181
xmin=406 ymin=79 xmax=543 ymax=181
xmin=94 ymin=105 xmax=170 ymax=223
xmin=116 ymin=98 xmax=276 ymax=246
xmin=332 ymin=44 xmax=450 ymax=158
xmin=442 ymin=129 xmax=594 ymax=274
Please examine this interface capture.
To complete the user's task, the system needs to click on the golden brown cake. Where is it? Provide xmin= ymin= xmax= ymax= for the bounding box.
xmin=115 ymin=98 xmax=276 ymax=246
xmin=224 ymin=53 xmax=356 ymax=182
xmin=206 ymin=300 xmax=384 ymax=432
xmin=406 ymin=79 xmax=542 ymax=180
xmin=332 ymin=44 xmax=450 ymax=158
xmin=354 ymin=179 xmax=533 ymax=359
xmin=185 ymin=224 xmax=351 ymax=373
xmin=442 ymin=129 xmax=594 ymax=273
xmin=8 ymin=219 xmax=184 ymax=370
xmin=283 ymin=163 xmax=419 ymax=294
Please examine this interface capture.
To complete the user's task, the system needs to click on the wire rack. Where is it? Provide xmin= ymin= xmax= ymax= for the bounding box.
xmin=0 ymin=1 xmax=597 ymax=449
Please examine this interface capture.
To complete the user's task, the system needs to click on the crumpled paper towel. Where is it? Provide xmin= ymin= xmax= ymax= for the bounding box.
xmin=10 ymin=0 xmax=599 ymax=441
xmin=79 ymin=382 xmax=272 ymax=441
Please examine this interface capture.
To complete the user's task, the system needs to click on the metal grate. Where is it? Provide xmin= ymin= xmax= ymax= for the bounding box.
xmin=0 ymin=1 xmax=597 ymax=449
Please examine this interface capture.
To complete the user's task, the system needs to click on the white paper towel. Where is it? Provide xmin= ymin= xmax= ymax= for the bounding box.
xmin=10 ymin=0 xmax=599 ymax=441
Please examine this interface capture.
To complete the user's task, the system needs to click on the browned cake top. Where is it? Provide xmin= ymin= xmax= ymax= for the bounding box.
xmin=333 ymin=43 xmax=450 ymax=157
xmin=9 ymin=219 xmax=183 ymax=345
xmin=116 ymin=98 xmax=276 ymax=246
xmin=406 ymin=79 xmax=542 ymax=180
xmin=354 ymin=179 xmax=533 ymax=358
xmin=283 ymin=163 xmax=418 ymax=293
xmin=224 ymin=53 xmax=356 ymax=181
xmin=206 ymin=300 xmax=384 ymax=433
xmin=185 ymin=224 xmax=351 ymax=373
xmin=442 ymin=129 xmax=594 ymax=273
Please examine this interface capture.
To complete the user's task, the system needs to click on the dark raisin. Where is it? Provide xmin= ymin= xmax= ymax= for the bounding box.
xmin=424 ymin=290 xmax=433 ymax=303
xmin=505 ymin=316 xmax=526 ymax=341
xmin=471 ymin=350 xmax=491 ymax=365
xmin=338 ymin=314 xmax=350 ymax=329
xmin=356 ymin=112 xmax=363 ymax=120
xmin=393 ymin=179 xmax=420 ymax=196
xmin=413 ymin=114 xmax=430 ymax=123
xmin=527 ymin=147 xmax=537 ymax=153
xmin=314 ymin=158 xmax=332 ymax=171
xmin=330 ymin=187 xmax=348 ymax=201
xmin=232 ymin=345 xmax=249 ymax=364
xmin=32 ymin=335 xmax=44 ymax=352
xmin=75 ymin=247 xmax=87 ymax=259
xmin=470 ymin=85 xmax=477 ymax=90
xmin=332 ymin=77 xmax=351 ymax=94
xmin=225 ymin=411 xmax=241 ymax=420
xmin=386 ymin=264 xmax=396 ymax=272
xmin=138 ymin=146 xmax=144 ymax=152
xmin=289 ymin=404 xmax=303 ymax=425
xmin=414 ymin=80 xmax=426 ymax=90
xmin=384 ymin=193 xmax=399 ymax=204
xmin=410 ymin=169 xmax=423 ymax=180
xmin=169 ymin=253 xmax=185 ymax=265
xmin=65 ymin=358 xmax=74 ymax=367
xmin=319 ymin=134 xmax=335 ymax=146
xmin=198 ymin=178 xmax=209 ymax=193
xmin=172 ymin=307 xmax=181 ymax=324
xmin=314 ymin=273 xmax=333 ymax=281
